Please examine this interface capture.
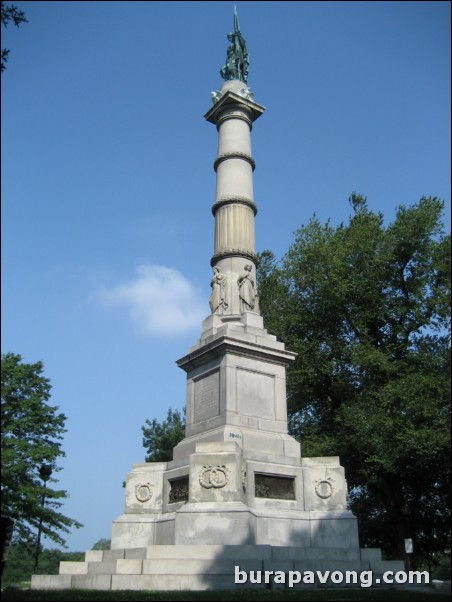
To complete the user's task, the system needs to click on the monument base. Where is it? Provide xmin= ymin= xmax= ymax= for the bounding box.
xmin=109 ymin=442 xmax=357 ymax=551
xmin=31 ymin=315 xmax=408 ymax=590
xmin=31 ymin=443 xmax=405 ymax=591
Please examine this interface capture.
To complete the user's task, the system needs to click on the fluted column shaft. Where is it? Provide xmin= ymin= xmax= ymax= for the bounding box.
xmin=205 ymin=81 xmax=265 ymax=317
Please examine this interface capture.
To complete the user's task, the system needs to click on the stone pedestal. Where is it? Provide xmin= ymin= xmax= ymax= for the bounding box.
xmin=31 ymin=312 xmax=408 ymax=591
xmin=173 ymin=313 xmax=299 ymax=463
xmin=111 ymin=441 xmax=358 ymax=550
xmin=109 ymin=313 xmax=358 ymax=554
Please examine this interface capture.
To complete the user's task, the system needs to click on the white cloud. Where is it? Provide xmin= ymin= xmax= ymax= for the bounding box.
xmin=99 ymin=264 xmax=206 ymax=337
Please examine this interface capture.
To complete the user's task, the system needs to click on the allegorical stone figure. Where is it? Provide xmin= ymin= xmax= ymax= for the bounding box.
xmin=238 ymin=264 xmax=259 ymax=313
xmin=209 ymin=267 xmax=228 ymax=315
xmin=220 ymin=6 xmax=249 ymax=84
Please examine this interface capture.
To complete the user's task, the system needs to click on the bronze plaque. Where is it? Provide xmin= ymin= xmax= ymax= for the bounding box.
xmin=255 ymin=473 xmax=295 ymax=500
xmin=168 ymin=476 xmax=189 ymax=503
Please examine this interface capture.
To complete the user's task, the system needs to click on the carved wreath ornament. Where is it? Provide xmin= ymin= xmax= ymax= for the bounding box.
xmin=135 ymin=482 xmax=153 ymax=503
xmin=199 ymin=465 xmax=229 ymax=489
xmin=314 ymin=477 xmax=335 ymax=499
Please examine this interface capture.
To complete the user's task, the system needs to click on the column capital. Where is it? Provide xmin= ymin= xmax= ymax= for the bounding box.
xmin=204 ymin=90 xmax=265 ymax=126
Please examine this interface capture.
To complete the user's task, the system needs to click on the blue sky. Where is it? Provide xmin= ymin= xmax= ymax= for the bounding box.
xmin=2 ymin=1 xmax=450 ymax=552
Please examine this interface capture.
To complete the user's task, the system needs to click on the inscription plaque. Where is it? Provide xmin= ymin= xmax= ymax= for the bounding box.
xmin=194 ymin=372 xmax=220 ymax=423
xmin=236 ymin=369 xmax=275 ymax=419
xmin=255 ymin=473 xmax=295 ymax=500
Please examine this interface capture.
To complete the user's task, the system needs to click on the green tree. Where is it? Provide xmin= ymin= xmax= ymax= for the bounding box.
xmin=142 ymin=408 xmax=185 ymax=462
xmin=91 ymin=538 xmax=111 ymax=551
xmin=1 ymin=543 xmax=84 ymax=587
xmin=258 ymin=196 xmax=451 ymax=565
xmin=1 ymin=353 xmax=82 ymax=549
xmin=1 ymin=1 xmax=27 ymax=72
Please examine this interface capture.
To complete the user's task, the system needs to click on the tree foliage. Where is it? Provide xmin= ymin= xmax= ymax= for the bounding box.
xmin=1 ymin=1 xmax=27 ymax=72
xmin=258 ymin=196 xmax=450 ymax=564
xmin=142 ymin=408 xmax=185 ymax=462
xmin=91 ymin=538 xmax=111 ymax=551
xmin=1 ymin=353 xmax=82 ymax=547
xmin=1 ymin=543 xmax=84 ymax=587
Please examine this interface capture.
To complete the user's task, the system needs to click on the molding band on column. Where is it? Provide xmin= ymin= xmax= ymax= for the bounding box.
xmin=211 ymin=249 xmax=259 ymax=267
xmin=216 ymin=111 xmax=253 ymax=130
xmin=211 ymin=196 xmax=258 ymax=216
xmin=214 ymin=152 xmax=256 ymax=172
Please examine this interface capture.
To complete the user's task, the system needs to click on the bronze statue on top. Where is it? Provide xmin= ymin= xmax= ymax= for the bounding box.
xmin=220 ymin=6 xmax=249 ymax=84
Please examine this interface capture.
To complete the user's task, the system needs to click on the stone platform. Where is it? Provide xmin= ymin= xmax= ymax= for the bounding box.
xmin=31 ymin=544 xmax=404 ymax=591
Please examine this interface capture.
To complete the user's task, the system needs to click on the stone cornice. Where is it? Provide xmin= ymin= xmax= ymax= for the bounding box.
xmin=177 ymin=335 xmax=297 ymax=373
xmin=204 ymin=90 xmax=265 ymax=125
xmin=211 ymin=249 xmax=259 ymax=267
xmin=214 ymin=152 xmax=256 ymax=173
xmin=211 ymin=196 xmax=257 ymax=216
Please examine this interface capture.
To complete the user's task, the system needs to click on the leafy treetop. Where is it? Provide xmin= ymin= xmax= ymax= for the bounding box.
xmin=258 ymin=195 xmax=450 ymax=563
xmin=1 ymin=1 xmax=27 ymax=72
xmin=1 ymin=353 xmax=82 ymax=546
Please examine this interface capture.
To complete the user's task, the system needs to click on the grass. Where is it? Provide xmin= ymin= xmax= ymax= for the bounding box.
xmin=0 ymin=589 xmax=450 ymax=602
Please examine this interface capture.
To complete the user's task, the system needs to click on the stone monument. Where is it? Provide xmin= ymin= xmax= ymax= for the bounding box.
xmin=32 ymin=9 xmax=404 ymax=591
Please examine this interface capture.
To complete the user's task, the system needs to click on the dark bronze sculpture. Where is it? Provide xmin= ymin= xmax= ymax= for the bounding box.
xmin=220 ymin=6 xmax=249 ymax=84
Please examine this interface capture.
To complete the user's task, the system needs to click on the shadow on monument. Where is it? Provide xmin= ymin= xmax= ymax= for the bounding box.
xmin=188 ymin=506 xmax=362 ymax=591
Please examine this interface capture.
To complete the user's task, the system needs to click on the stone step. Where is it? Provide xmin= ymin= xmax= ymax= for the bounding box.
xmin=145 ymin=543 xmax=272 ymax=559
xmin=87 ymin=560 xmax=118 ymax=575
xmin=142 ymin=558 xmax=262 ymax=575
xmin=111 ymin=573 xmax=256 ymax=591
xmin=271 ymin=547 xmax=362 ymax=561
xmin=370 ymin=560 xmax=406 ymax=573
xmin=143 ymin=544 xmax=362 ymax=561
xmin=31 ymin=575 xmax=72 ymax=590
xmin=72 ymin=575 xmax=112 ymax=590
xmin=360 ymin=548 xmax=382 ymax=562
xmin=59 ymin=561 xmax=88 ymax=575
xmin=84 ymin=547 xmax=147 ymax=562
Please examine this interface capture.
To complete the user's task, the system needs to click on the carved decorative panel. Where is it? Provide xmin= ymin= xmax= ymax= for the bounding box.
xmin=314 ymin=478 xmax=335 ymax=499
xmin=135 ymin=482 xmax=153 ymax=503
xmin=199 ymin=465 xmax=229 ymax=489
